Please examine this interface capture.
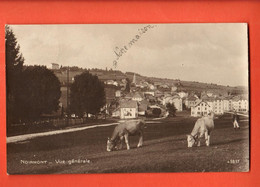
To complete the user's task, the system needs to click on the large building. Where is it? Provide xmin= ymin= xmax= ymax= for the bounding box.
xmin=191 ymin=100 xmax=212 ymax=117
xmin=191 ymin=94 xmax=249 ymax=117
xmin=232 ymin=95 xmax=249 ymax=112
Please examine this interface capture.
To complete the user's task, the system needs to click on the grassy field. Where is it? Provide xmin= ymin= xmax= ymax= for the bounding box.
xmin=7 ymin=114 xmax=249 ymax=174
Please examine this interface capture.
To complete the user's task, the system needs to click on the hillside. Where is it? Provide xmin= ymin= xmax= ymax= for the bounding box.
xmin=52 ymin=67 xmax=247 ymax=96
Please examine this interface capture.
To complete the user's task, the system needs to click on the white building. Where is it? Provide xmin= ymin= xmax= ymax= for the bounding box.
xmin=149 ymin=84 xmax=155 ymax=90
xmin=51 ymin=63 xmax=59 ymax=70
xmin=119 ymin=100 xmax=138 ymax=119
xmin=232 ymin=95 xmax=249 ymax=112
xmin=178 ymin=91 xmax=188 ymax=99
xmin=191 ymin=94 xmax=249 ymax=116
xmin=212 ymin=98 xmax=224 ymax=115
xmin=115 ymin=90 xmax=121 ymax=97
xmin=191 ymin=101 xmax=212 ymax=117
xmin=163 ymin=95 xmax=182 ymax=111
xmin=185 ymin=95 xmax=198 ymax=109
xmin=132 ymin=92 xmax=144 ymax=102
xmin=223 ymin=97 xmax=233 ymax=112
xmin=105 ymin=80 xmax=118 ymax=86
xmin=144 ymin=91 xmax=155 ymax=96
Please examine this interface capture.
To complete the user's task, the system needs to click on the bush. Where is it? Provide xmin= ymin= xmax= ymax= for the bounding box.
xmin=152 ymin=108 xmax=162 ymax=117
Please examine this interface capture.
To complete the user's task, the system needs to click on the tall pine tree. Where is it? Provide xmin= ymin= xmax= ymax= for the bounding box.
xmin=6 ymin=25 xmax=24 ymax=123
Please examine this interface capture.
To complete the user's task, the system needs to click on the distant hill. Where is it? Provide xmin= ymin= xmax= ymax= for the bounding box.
xmin=51 ymin=67 xmax=248 ymax=96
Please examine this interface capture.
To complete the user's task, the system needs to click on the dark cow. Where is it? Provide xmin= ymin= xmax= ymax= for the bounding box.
xmin=106 ymin=119 xmax=146 ymax=151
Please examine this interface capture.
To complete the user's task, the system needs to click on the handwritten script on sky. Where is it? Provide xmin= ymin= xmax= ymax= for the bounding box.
xmin=113 ymin=25 xmax=157 ymax=68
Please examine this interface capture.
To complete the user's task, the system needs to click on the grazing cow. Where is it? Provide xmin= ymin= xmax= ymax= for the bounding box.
xmin=187 ymin=112 xmax=214 ymax=147
xmin=107 ymin=119 xmax=146 ymax=151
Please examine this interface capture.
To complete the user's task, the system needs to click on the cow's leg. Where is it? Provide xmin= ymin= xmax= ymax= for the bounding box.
xmin=205 ymin=131 xmax=209 ymax=146
xmin=234 ymin=120 xmax=239 ymax=128
xmin=124 ymin=134 xmax=130 ymax=150
xmin=197 ymin=133 xmax=203 ymax=147
xmin=197 ymin=139 xmax=201 ymax=147
xmin=137 ymin=131 xmax=143 ymax=148
xmin=207 ymin=135 xmax=211 ymax=146
xmin=118 ymin=136 xmax=124 ymax=150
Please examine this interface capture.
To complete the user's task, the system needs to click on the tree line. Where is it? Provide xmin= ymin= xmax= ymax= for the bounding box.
xmin=6 ymin=26 xmax=106 ymax=126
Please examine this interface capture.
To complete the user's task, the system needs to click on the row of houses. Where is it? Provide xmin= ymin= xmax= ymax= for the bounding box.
xmin=110 ymin=90 xmax=183 ymax=119
xmin=113 ymin=88 xmax=249 ymax=119
xmin=190 ymin=95 xmax=249 ymax=117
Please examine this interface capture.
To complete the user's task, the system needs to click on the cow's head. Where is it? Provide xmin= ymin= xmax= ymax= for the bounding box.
xmin=187 ymin=135 xmax=196 ymax=147
xmin=106 ymin=137 xmax=115 ymax=152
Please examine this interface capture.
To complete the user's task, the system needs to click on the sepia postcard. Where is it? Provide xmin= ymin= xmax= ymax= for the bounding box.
xmin=6 ymin=23 xmax=249 ymax=174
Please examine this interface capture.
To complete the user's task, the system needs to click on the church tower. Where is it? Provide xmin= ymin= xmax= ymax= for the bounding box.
xmin=132 ymin=73 xmax=136 ymax=84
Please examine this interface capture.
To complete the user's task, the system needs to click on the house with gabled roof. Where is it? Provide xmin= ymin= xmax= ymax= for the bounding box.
xmin=191 ymin=100 xmax=212 ymax=117
xmin=185 ymin=95 xmax=198 ymax=108
xmin=119 ymin=100 xmax=138 ymax=119
xmin=132 ymin=92 xmax=144 ymax=102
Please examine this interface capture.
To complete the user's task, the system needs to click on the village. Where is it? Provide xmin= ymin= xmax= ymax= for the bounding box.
xmin=51 ymin=63 xmax=249 ymax=120
xmin=6 ymin=24 xmax=250 ymax=175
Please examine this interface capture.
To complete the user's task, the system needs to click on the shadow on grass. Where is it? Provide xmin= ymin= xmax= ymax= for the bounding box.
xmin=212 ymin=138 xmax=248 ymax=146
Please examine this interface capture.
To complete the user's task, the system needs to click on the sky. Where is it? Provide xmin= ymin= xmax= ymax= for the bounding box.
xmin=10 ymin=23 xmax=248 ymax=87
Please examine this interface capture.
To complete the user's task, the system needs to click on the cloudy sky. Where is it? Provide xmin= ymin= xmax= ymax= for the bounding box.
xmin=10 ymin=23 xmax=248 ymax=87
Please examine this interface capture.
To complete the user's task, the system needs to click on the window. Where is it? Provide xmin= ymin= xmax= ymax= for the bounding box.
xmin=197 ymin=112 xmax=200 ymax=115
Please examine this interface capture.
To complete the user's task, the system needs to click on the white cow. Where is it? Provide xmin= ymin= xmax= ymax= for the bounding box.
xmin=187 ymin=112 xmax=214 ymax=147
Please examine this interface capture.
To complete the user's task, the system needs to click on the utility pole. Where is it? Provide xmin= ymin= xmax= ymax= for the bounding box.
xmin=66 ymin=66 xmax=70 ymax=125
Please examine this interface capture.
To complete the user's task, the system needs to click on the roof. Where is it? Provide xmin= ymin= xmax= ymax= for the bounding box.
xmin=194 ymin=100 xmax=210 ymax=107
xmin=146 ymin=95 xmax=156 ymax=100
xmin=222 ymin=95 xmax=233 ymax=100
xmin=139 ymin=102 xmax=148 ymax=112
xmin=187 ymin=95 xmax=197 ymax=101
xmin=120 ymin=100 xmax=138 ymax=108
xmin=133 ymin=92 xmax=144 ymax=98
xmin=140 ymin=99 xmax=150 ymax=105
xmin=232 ymin=95 xmax=248 ymax=101
xmin=125 ymin=92 xmax=134 ymax=98
xmin=172 ymin=94 xmax=181 ymax=99
xmin=202 ymin=96 xmax=215 ymax=102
